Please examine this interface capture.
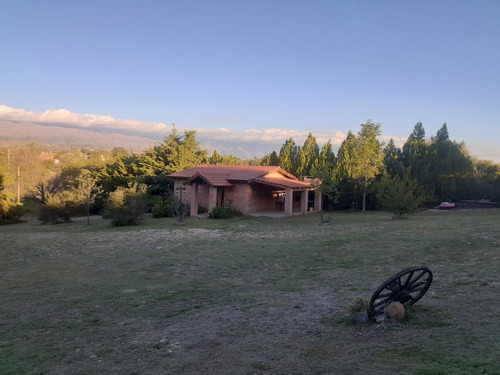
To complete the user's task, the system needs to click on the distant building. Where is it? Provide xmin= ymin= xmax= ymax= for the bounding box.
xmin=39 ymin=151 xmax=55 ymax=162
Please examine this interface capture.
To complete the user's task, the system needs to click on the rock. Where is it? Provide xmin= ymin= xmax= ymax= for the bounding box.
xmin=350 ymin=310 xmax=370 ymax=324
xmin=385 ymin=302 xmax=405 ymax=321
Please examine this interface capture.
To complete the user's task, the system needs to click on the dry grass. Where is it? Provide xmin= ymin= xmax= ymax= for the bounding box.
xmin=1 ymin=209 xmax=499 ymax=374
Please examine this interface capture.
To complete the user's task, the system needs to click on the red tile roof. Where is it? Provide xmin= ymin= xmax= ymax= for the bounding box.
xmin=169 ymin=165 xmax=282 ymax=179
xmin=183 ymin=171 xmax=234 ymax=187
xmin=168 ymin=165 xmax=311 ymax=189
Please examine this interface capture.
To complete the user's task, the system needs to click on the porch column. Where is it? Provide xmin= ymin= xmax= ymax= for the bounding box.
xmin=208 ymin=186 xmax=218 ymax=213
xmin=301 ymin=189 xmax=308 ymax=213
xmin=190 ymin=183 xmax=199 ymax=216
xmin=314 ymin=190 xmax=322 ymax=212
xmin=284 ymin=187 xmax=293 ymax=217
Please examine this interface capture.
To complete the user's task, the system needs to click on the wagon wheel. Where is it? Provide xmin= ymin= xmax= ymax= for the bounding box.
xmin=368 ymin=266 xmax=433 ymax=318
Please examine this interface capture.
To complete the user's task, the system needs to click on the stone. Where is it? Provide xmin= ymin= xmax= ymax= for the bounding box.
xmin=385 ymin=301 xmax=405 ymax=321
xmin=350 ymin=310 xmax=370 ymax=324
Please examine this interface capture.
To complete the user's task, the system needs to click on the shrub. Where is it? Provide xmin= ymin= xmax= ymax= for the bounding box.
xmin=104 ymin=185 xmax=147 ymax=226
xmin=38 ymin=202 xmax=72 ymax=224
xmin=375 ymin=171 xmax=425 ymax=219
xmin=152 ymin=196 xmax=175 ymax=218
xmin=0 ymin=201 xmax=25 ymax=225
xmin=210 ymin=206 xmax=242 ymax=219
xmin=347 ymin=298 xmax=369 ymax=314
xmin=38 ymin=192 xmax=80 ymax=224
xmin=0 ymin=172 xmax=25 ymax=224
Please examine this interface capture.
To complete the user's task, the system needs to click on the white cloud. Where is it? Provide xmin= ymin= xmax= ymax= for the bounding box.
xmin=0 ymin=105 xmax=412 ymax=157
xmin=379 ymin=135 xmax=407 ymax=148
xmin=194 ymin=127 xmax=348 ymax=147
xmin=0 ymin=105 xmax=172 ymax=135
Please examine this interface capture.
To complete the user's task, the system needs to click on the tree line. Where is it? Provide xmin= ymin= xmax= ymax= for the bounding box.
xmin=1 ymin=121 xmax=498 ymax=224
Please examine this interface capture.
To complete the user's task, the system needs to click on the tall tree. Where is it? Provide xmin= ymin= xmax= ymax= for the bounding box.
xmin=261 ymin=151 xmax=280 ymax=166
xmin=297 ymin=133 xmax=319 ymax=178
xmin=75 ymin=169 xmax=102 ymax=225
xmin=309 ymin=140 xmax=336 ymax=221
xmin=208 ymin=150 xmax=224 ymax=165
xmin=138 ymin=128 xmax=208 ymax=176
xmin=336 ymin=120 xmax=385 ymax=211
xmin=383 ymin=138 xmax=403 ymax=178
xmin=311 ymin=140 xmax=336 ymax=177
xmin=429 ymin=124 xmax=472 ymax=201
xmin=279 ymin=138 xmax=300 ymax=176
xmin=402 ymin=122 xmax=431 ymax=190
xmin=99 ymin=155 xmax=138 ymax=193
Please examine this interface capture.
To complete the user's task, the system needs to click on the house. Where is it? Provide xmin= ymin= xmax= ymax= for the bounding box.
xmin=168 ymin=165 xmax=322 ymax=217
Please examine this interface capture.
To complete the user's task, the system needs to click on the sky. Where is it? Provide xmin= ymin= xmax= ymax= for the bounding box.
xmin=1 ymin=0 xmax=499 ymax=161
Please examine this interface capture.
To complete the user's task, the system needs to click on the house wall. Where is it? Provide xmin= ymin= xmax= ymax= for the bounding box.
xmin=246 ymin=183 xmax=277 ymax=212
xmin=173 ymin=178 xmax=307 ymax=214
xmin=292 ymin=191 xmax=303 ymax=212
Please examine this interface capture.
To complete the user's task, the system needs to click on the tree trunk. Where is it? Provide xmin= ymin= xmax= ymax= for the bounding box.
xmin=362 ymin=188 xmax=367 ymax=211
xmin=86 ymin=197 xmax=90 ymax=225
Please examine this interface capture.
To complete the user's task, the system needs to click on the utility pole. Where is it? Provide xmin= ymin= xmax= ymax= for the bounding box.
xmin=17 ymin=166 xmax=20 ymax=203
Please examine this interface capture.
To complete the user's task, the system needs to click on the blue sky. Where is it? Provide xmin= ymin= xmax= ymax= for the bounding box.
xmin=1 ymin=0 xmax=499 ymax=161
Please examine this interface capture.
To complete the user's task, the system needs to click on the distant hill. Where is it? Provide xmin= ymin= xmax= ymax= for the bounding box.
xmin=0 ymin=120 xmax=157 ymax=151
xmin=0 ymin=120 xmax=276 ymax=158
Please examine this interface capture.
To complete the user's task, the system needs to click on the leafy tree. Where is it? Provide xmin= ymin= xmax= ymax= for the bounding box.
xmin=336 ymin=120 xmax=385 ymax=211
xmin=309 ymin=141 xmax=337 ymax=221
xmin=99 ymin=154 xmax=139 ymax=193
xmin=261 ymin=151 xmax=280 ymax=166
xmin=279 ymin=138 xmax=300 ymax=175
xmin=208 ymin=150 xmax=224 ymax=165
xmin=376 ymin=171 xmax=425 ymax=219
xmin=34 ymin=166 xmax=81 ymax=203
xmin=138 ymin=128 xmax=207 ymax=176
xmin=75 ymin=169 xmax=102 ymax=225
xmin=311 ymin=140 xmax=336 ymax=177
xmin=297 ymin=133 xmax=319 ymax=178
xmin=111 ymin=147 xmax=133 ymax=158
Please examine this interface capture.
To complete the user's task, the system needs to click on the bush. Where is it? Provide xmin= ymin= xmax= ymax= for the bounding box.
xmin=0 ymin=201 xmax=25 ymax=225
xmin=0 ymin=179 xmax=25 ymax=224
xmin=375 ymin=172 xmax=425 ymax=219
xmin=347 ymin=298 xmax=369 ymax=314
xmin=210 ymin=206 xmax=242 ymax=219
xmin=152 ymin=196 xmax=175 ymax=218
xmin=38 ymin=202 xmax=72 ymax=224
xmin=104 ymin=185 xmax=147 ymax=226
xmin=38 ymin=193 xmax=80 ymax=224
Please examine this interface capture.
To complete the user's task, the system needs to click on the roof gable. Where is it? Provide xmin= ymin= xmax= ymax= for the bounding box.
xmin=168 ymin=165 xmax=310 ymax=189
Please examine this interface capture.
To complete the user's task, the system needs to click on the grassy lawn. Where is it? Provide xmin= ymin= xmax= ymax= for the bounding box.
xmin=1 ymin=209 xmax=499 ymax=374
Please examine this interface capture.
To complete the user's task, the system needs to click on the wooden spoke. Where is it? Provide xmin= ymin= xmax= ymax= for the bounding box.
xmin=368 ymin=266 xmax=433 ymax=319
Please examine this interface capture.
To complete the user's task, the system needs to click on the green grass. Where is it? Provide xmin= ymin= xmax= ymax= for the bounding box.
xmin=0 ymin=209 xmax=499 ymax=374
